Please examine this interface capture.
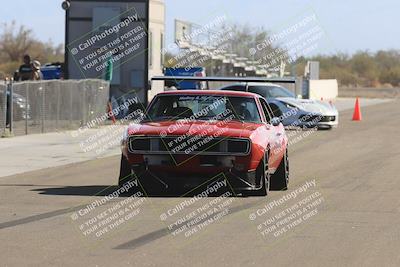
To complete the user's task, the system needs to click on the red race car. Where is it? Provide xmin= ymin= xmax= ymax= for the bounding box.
xmin=119 ymin=86 xmax=289 ymax=196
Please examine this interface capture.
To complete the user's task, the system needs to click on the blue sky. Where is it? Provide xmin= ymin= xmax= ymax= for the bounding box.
xmin=1 ymin=0 xmax=398 ymax=55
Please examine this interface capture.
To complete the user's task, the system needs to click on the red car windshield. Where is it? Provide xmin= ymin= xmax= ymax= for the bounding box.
xmin=146 ymin=95 xmax=262 ymax=123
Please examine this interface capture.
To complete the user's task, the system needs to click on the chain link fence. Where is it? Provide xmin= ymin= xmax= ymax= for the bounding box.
xmin=2 ymin=79 xmax=110 ymax=136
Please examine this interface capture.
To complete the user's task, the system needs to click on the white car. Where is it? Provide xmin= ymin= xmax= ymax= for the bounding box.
xmin=220 ymin=82 xmax=339 ymax=129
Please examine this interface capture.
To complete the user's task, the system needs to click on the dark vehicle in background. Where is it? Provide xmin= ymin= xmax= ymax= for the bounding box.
xmin=164 ymin=67 xmax=206 ymax=90
xmin=13 ymin=62 xmax=64 ymax=81
xmin=41 ymin=63 xmax=63 ymax=80
xmin=0 ymin=89 xmax=30 ymax=122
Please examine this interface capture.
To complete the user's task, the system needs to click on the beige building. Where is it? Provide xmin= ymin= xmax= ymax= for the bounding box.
xmin=148 ymin=0 xmax=165 ymax=101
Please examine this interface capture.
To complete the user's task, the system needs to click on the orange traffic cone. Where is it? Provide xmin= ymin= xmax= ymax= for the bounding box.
xmin=352 ymin=98 xmax=362 ymax=121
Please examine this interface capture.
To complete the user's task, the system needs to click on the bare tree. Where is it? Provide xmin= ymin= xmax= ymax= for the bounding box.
xmin=0 ymin=21 xmax=34 ymax=62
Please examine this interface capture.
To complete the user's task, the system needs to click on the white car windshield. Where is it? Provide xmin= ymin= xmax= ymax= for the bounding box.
xmin=250 ymin=86 xmax=295 ymax=98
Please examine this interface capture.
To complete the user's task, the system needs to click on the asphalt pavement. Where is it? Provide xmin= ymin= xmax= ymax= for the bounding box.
xmin=1 ymin=100 xmax=399 ymax=266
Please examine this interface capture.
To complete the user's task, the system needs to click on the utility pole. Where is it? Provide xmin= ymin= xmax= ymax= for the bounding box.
xmin=62 ymin=1 xmax=71 ymax=79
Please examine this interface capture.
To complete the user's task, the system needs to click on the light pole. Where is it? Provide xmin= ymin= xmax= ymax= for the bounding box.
xmin=61 ymin=1 xmax=70 ymax=79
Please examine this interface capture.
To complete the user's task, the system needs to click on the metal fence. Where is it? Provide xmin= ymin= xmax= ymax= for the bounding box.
xmin=2 ymin=79 xmax=110 ymax=136
xmin=0 ymin=82 xmax=7 ymax=133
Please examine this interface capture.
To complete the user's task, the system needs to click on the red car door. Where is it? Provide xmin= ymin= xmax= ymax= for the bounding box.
xmin=258 ymin=97 xmax=286 ymax=171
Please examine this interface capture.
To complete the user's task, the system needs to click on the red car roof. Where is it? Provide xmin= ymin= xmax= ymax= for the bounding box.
xmin=158 ymin=90 xmax=259 ymax=98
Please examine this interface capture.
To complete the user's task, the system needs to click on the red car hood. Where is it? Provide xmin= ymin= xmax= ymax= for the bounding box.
xmin=128 ymin=120 xmax=263 ymax=139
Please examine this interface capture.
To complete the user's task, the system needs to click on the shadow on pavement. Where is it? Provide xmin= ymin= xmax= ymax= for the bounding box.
xmin=31 ymin=185 xmax=244 ymax=198
xmin=32 ymin=185 xmax=119 ymax=196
